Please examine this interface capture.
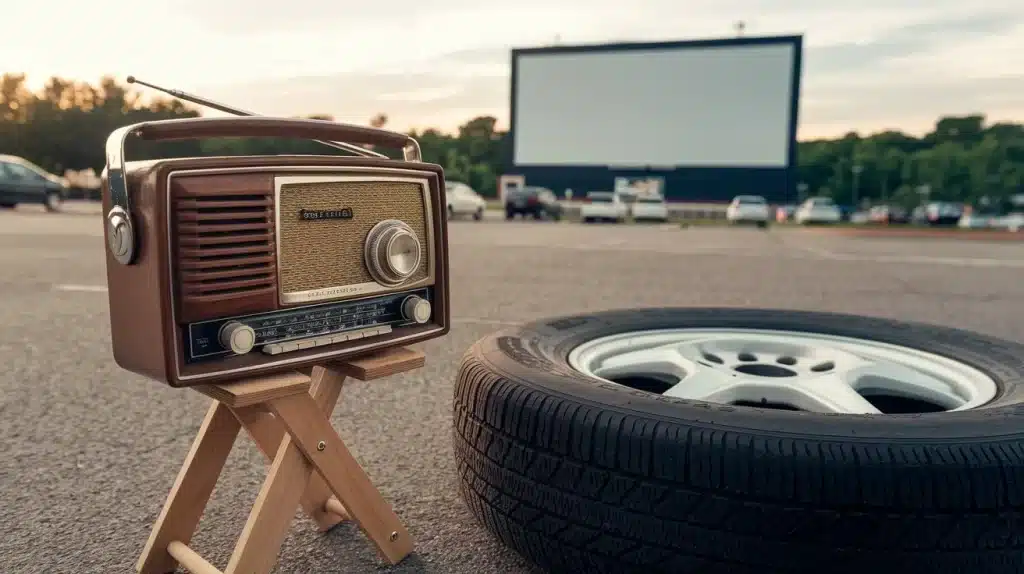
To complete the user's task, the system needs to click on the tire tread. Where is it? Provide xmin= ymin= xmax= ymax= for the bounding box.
xmin=454 ymin=350 xmax=1024 ymax=573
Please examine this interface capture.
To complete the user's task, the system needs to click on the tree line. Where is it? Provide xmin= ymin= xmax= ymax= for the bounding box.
xmin=2 ymin=74 xmax=1022 ymax=211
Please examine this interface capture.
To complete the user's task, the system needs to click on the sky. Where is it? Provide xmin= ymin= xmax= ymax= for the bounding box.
xmin=3 ymin=0 xmax=1023 ymax=139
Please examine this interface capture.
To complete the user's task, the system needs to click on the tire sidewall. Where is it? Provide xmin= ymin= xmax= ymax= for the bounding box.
xmin=473 ymin=308 xmax=1024 ymax=441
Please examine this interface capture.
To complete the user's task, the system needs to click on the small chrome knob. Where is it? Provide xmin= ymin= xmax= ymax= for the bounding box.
xmin=219 ymin=321 xmax=256 ymax=355
xmin=106 ymin=207 xmax=134 ymax=265
xmin=401 ymin=295 xmax=432 ymax=324
xmin=365 ymin=220 xmax=422 ymax=286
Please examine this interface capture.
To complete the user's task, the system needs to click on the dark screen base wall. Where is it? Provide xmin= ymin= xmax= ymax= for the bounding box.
xmin=508 ymin=165 xmax=794 ymax=204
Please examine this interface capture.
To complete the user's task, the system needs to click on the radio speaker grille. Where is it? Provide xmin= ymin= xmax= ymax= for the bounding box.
xmin=173 ymin=184 xmax=276 ymax=307
xmin=277 ymin=179 xmax=429 ymax=296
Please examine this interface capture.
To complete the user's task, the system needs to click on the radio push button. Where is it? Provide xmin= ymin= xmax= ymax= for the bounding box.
xmin=401 ymin=295 xmax=432 ymax=324
xmin=260 ymin=325 xmax=394 ymax=355
xmin=218 ymin=321 xmax=256 ymax=355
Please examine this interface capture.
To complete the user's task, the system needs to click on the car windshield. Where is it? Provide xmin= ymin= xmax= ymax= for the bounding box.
xmin=588 ymin=193 xmax=614 ymax=203
xmin=636 ymin=197 xmax=664 ymax=204
xmin=735 ymin=196 xmax=766 ymax=205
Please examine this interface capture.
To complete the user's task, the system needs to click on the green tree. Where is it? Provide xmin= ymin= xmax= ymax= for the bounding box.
xmin=1 ymin=73 xmax=1022 ymax=210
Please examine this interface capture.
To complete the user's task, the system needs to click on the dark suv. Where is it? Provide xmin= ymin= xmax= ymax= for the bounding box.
xmin=505 ymin=186 xmax=563 ymax=220
xmin=0 ymin=155 xmax=69 ymax=212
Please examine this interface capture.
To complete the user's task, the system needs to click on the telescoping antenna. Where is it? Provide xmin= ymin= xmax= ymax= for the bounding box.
xmin=125 ymin=76 xmax=387 ymax=159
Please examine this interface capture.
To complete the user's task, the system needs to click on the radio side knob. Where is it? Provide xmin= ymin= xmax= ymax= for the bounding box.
xmin=219 ymin=321 xmax=256 ymax=355
xmin=401 ymin=295 xmax=432 ymax=324
xmin=106 ymin=207 xmax=135 ymax=265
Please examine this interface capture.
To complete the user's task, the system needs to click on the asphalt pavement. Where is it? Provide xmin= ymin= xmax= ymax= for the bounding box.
xmin=2 ymin=203 xmax=1023 ymax=573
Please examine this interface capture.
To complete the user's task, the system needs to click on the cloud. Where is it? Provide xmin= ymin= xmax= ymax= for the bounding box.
xmin=184 ymin=2 xmax=1024 ymax=137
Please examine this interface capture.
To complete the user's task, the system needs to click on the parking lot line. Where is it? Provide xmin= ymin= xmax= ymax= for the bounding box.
xmin=53 ymin=284 xmax=108 ymax=293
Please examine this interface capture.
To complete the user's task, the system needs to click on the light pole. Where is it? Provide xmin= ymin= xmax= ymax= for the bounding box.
xmin=851 ymin=164 xmax=863 ymax=208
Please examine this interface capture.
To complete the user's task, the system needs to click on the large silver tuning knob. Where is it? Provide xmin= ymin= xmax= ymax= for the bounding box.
xmin=219 ymin=321 xmax=256 ymax=355
xmin=401 ymin=295 xmax=432 ymax=324
xmin=364 ymin=220 xmax=422 ymax=286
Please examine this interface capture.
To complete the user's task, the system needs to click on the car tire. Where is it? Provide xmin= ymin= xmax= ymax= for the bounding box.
xmin=505 ymin=209 xmax=515 ymax=220
xmin=454 ymin=308 xmax=1024 ymax=574
xmin=582 ymin=217 xmax=593 ymax=223
xmin=44 ymin=191 xmax=63 ymax=213
xmin=473 ymin=208 xmax=483 ymax=221
xmin=757 ymin=220 xmax=768 ymax=229
xmin=0 ymin=202 xmax=15 ymax=209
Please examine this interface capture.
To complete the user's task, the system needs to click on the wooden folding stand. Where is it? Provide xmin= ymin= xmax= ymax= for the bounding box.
xmin=136 ymin=346 xmax=426 ymax=574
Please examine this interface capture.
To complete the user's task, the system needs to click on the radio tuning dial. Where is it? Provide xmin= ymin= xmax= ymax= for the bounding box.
xmin=219 ymin=321 xmax=256 ymax=355
xmin=365 ymin=220 xmax=422 ymax=287
xmin=401 ymin=295 xmax=432 ymax=324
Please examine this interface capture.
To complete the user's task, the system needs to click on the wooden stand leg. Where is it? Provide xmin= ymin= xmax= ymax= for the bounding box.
xmin=269 ymin=391 xmax=414 ymax=563
xmin=232 ymin=364 xmax=349 ymax=531
xmin=135 ymin=347 xmax=425 ymax=574
xmin=137 ymin=402 xmax=242 ymax=574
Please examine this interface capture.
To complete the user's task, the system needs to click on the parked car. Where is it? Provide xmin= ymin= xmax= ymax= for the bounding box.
xmin=991 ymin=213 xmax=1024 ymax=232
xmin=957 ymin=213 xmax=995 ymax=229
xmin=504 ymin=186 xmax=562 ymax=220
xmin=919 ymin=201 xmax=964 ymax=226
xmin=580 ymin=191 xmax=628 ymax=223
xmin=0 ymin=154 xmax=70 ymax=212
xmin=630 ymin=194 xmax=669 ymax=222
xmin=446 ymin=181 xmax=486 ymax=220
xmin=850 ymin=211 xmax=872 ymax=224
xmin=794 ymin=196 xmax=842 ymax=225
xmin=726 ymin=195 xmax=771 ymax=227
xmin=868 ymin=205 xmax=910 ymax=224
xmin=775 ymin=204 xmax=796 ymax=222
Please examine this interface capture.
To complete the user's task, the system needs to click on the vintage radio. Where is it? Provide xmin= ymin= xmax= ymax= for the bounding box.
xmin=101 ymin=80 xmax=449 ymax=387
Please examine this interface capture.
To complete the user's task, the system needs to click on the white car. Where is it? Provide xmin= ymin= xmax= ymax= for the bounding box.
xmin=957 ymin=213 xmax=994 ymax=229
xmin=580 ymin=192 xmax=628 ymax=223
xmin=794 ymin=197 xmax=842 ymax=225
xmin=446 ymin=181 xmax=486 ymax=220
xmin=726 ymin=195 xmax=771 ymax=227
xmin=630 ymin=194 xmax=669 ymax=222
xmin=992 ymin=213 xmax=1024 ymax=232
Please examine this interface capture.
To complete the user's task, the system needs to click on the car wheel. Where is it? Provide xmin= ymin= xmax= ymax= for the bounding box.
xmin=505 ymin=209 xmax=515 ymax=220
xmin=757 ymin=220 xmax=768 ymax=229
xmin=473 ymin=207 xmax=484 ymax=221
xmin=0 ymin=202 xmax=15 ymax=209
xmin=454 ymin=308 xmax=1024 ymax=574
xmin=447 ymin=205 xmax=455 ymax=220
xmin=582 ymin=217 xmax=593 ymax=223
xmin=44 ymin=191 xmax=63 ymax=213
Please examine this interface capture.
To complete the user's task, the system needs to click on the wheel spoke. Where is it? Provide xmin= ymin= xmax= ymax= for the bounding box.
xmin=844 ymin=362 xmax=964 ymax=408
xmin=791 ymin=373 xmax=881 ymax=414
xmin=662 ymin=367 xmax=740 ymax=402
xmin=591 ymin=347 xmax=689 ymax=381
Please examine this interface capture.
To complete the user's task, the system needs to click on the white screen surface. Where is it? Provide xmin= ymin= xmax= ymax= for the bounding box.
xmin=513 ymin=42 xmax=797 ymax=167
